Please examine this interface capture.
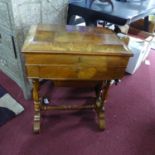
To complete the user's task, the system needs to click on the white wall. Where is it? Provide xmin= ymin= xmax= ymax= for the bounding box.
xmin=11 ymin=0 xmax=68 ymax=30
xmin=9 ymin=0 xmax=68 ymax=48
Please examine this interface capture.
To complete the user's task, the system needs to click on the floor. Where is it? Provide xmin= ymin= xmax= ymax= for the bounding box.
xmin=0 ymin=50 xmax=155 ymax=155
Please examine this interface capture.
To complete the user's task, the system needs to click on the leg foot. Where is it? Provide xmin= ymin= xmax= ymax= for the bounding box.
xmin=95 ymin=80 xmax=111 ymax=130
xmin=98 ymin=110 xmax=105 ymax=130
xmin=33 ymin=112 xmax=41 ymax=134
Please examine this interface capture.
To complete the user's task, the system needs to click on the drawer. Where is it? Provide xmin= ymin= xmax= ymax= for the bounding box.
xmin=25 ymin=64 xmax=126 ymax=80
xmin=24 ymin=53 xmax=129 ymax=67
xmin=0 ymin=1 xmax=13 ymax=31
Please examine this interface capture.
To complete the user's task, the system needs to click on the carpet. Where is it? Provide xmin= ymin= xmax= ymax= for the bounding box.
xmin=0 ymin=85 xmax=24 ymax=127
xmin=0 ymin=50 xmax=155 ymax=155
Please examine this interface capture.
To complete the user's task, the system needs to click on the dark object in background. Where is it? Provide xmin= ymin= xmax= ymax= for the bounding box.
xmin=115 ymin=0 xmax=127 ymax=2
xmin=89 ymin=0 xmax=114 ymax=9
xmin=130 ymin=19 xmax=155 ymax=33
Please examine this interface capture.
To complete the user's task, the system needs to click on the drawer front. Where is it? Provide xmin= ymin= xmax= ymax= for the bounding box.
xmin=25 ymin=64 xmax=126 ymax=80
xmin=24 ymin=54 xmax=129 ymax=67
xmin=24 ymin=53 xmax=129 ymax=80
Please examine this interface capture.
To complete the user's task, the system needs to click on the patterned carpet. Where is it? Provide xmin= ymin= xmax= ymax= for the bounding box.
xmin=0 ymin=85 xmax=24 ymax=126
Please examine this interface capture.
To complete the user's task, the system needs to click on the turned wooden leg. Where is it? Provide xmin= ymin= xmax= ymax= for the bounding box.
xmin=95 ymin=83 xmax=102 ymax=99
xmin=95 ymin=80 xmax=111 ymax=130
xmin=32 ymin=79 xmax=41 ymax=133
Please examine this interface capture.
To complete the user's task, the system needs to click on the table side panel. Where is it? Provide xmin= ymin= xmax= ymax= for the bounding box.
xmin=24 ymin=53 xmax=129 ymax=66
xmin=24 ymin=54 xmax=129 ymax=80
xmin=25 ymin=65 xmax=126 ymax=80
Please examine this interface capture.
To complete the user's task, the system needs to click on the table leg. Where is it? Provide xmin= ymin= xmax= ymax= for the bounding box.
xmin=32 ymin=79 xmax=41 ymax=133
xmin=95 ymin=80 xmax=111 ymax=130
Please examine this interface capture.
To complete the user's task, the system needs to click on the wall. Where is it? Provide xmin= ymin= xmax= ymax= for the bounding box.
xmin=11 ymin=0 xmax=68 ymax=34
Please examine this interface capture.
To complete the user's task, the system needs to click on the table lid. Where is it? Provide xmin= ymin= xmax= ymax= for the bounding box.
xmin=22 ymin=24 xmax=132 ymax=57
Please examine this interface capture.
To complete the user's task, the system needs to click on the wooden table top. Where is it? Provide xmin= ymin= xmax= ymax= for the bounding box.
xmin=22 ymin=24 xmax=131 ymax=57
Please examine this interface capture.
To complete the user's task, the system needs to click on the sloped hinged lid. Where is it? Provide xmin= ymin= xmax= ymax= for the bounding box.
xmin=22 ymin=24 xmax=132 ymax=57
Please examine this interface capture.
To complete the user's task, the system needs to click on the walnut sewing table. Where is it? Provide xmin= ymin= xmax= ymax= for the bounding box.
xmin=22 ymin=24 xmax=132 ymax=133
